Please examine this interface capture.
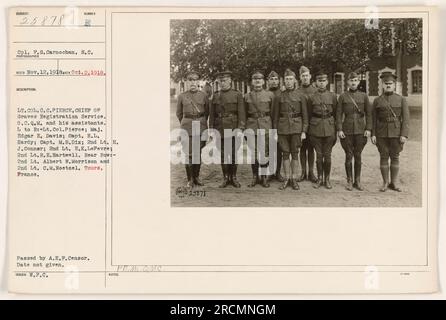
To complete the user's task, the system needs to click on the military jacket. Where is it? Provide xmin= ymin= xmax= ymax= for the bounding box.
xmin=210 ymin=89 xmax=245 ymax=134
xmin=244 ymin=89 xmax=274 ymax=130
xmin=307 ymin=89 xmax=337 ymax=137
xmin=336 ymin=90 xmax=372 ymax=135
xmin=372 ymin=93 xmax=410 ymax=138
xmin=295 ymin=84 xmax=318 ymax=97
xmin=273 ymin=89 xmax=308 ymax=135
xmin=176 ymin=90 xmax=209 ymax=136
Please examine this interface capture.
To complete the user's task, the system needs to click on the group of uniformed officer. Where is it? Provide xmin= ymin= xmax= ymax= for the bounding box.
xmin=176 ymin=67 xmax=410 ymax=192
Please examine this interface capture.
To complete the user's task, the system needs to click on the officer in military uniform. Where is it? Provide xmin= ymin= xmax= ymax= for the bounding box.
xmin=267 ymin=70 xmax=285 ymax=182
xmin=371 ymin=72 xmax=410 ymax=192
xmin=295 ymin=66 xmax=318 ymax=183
xmin=307 ymin=70 xmax=337 ymax=189
xmin=273 ymin=69 xmax=308 ymax=190
xmin=209 ymin=70 xmax=246 ymax=188
xmin=176 ymin=71 xmax=209 ymax=188
xmin=244 ymin=70 xmax=275 ymax=188
xmin=336 ymin=72 xmax=372 ymax=191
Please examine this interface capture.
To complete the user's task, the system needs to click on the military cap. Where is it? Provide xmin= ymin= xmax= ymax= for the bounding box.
xmin=185 ymin=70 xmax=200 ymax=79
xmin=299 ymin=65 xmax=310 ymax=75
xmin=251 ymin=70 xmax=264 ymax=79
xmin=314 ymin=70 xmax=328 ymax=80
xmin=267 ymin=71 xmax=279 ymax=79
xmin=380 ymin=71 xmax=397 ymax=82
xmin=284 ymin=68 xmax=296 ymax=78
xmin=216 ymin=70 xmax=233 ymax=78
xmin=347 ymin=72 xmax=359 ymax=80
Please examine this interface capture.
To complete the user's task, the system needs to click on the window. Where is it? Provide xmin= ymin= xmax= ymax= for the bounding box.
xmin=412 ymin=70 xmax=422 ymax=93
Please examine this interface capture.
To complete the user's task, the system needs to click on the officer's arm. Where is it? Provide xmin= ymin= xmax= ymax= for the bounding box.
xmin=336 ymin=94 xmax=343 ymax=131
xmin=176 ymin=95 xmax=183 ymax=123
xmin=401 ymin=96 xmax=410 ymax=138
xmin=371 ymin=98 xmax=378 ymax=137
xmin=365 ymin=94 xmax=373 ymax=131
xmin=272 ymin=95 xmax=280 ymax=129
xmin=306 ymin=95 xmax=313 ymax=120
xmin=332 ymin=93 xmax=338 ymax=123
xmin=237 ymin=92 xmax=246 ymax=130
xmin=243 ymin=94 xmax=249 ymax=129
xmin=208 ymin=97 xmax=215 ymax=129
xmin=204 ymin=95 xmax=210 ymax=121
xmin=302 ymin=94 xmax=309 ymax=133
xmin=269 ymin=91 xmax=275 ymax=115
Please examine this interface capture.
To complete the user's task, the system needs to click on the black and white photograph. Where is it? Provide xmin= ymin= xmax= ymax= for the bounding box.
xmin=170 ymin=18 xmax=423 ymax=207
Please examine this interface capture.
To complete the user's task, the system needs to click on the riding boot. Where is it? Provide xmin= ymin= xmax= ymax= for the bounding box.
xmin=379 ymin=164 xmax=389 ymax=192
xmin=313 ymin=161 xmax=324 ymax=189
xmin=230 ymin=164 xmax=241 ymax=188
xmin=185 ymin=164 xmax=194 ymax=188
xmin=345 ymin=162 xmax=353 ymax=191
xmin=324 ymin=161 xmax=332 ymax=189
xmin=193 ymin=164 xmax=204 ymax=186
xmin=248 ymin=163 xmax=259 ymax=187
xmin=307 ymin=150 xmax=317 ymax=182
xmin=218 ymin=164 xmax=230 ymax=188
xmin=389 ymin=163 xmax=402 ymax=192
xmin=353 ymin=161 xmax=364 ymax=191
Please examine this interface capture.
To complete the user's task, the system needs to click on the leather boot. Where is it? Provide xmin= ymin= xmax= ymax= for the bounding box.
xmin=279 ymin=159 xmax=290 ymax=190
xmin=313 ymin=161 xmax=324 ymax=189
xmin=230 ymin=165 xmax=241 ymax=188
xmin=298 ymin=169 xmax=307 ymax=182
xmin=307 ymin=151 xmax=317 ymax=182
xmin=193 ymin=164 xmax=204 ymax=186
xmin=274 ymin=148 xmax=285 ymax=182
xmin=389 ymin=164 xmax=402 ymax=192
xmin=261 ymin=175 xmax=270 ymax=188
xmin=274 ymin=172 xmax=285 ymax=182
xmin=307 ymin=147 xmax=317 ymax=182
xmin=353 ymin=161 xmax=364 ymax=191
xmin=298 ymin=149 xmax=307 ymax=182
xmin=379 ymin=164 xmax=389 ymax=192
xmin=218 ymin=164 xmax=230 ymax=188
xmin=185 ymin=164 xmax=194 ymax=188
xmin=279 ymin=179 xmax=289 ymax=190
xmin=291 ymin=179 xmax=300 ymax=190
xmin=291 ymin=159 xmax=300 ymax=190
xmin=324 ymin=161 xmax=332 ymax=189
xmin=248 ymin=164 xmax=259 ymax=187
xmin=345 ymin=162 xmax=353 ymax=191
xmin=308 ymin=170 xmax=317 ymax=183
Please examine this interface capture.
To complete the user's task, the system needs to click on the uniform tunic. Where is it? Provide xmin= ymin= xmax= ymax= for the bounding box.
xmin=307 ymin=89 xmax=337 ymax=138
xmin=296 ymin=84 xmax=317 ymax=152
xmin=372 ymin=92 xmax=410 ymax=159
xmin=210 ymin=88 xmax=245 ymax=134
xmin=307 ymin=89 xmax=337 ymax=158
xmin=372 ymin=92 xmax=410 ymax=138
xmin=176 ymin=90 xmax=209 ymax=161
xmin=273 ymin=89 xmax=308 ymax=155
xmin=337 ymin=89 xmax=372 ymax=162
xmin=176 ymin=90 xmax=209 ymax=136
xmin=336 ymin=90 xmax=372 ymax=135
xmin=295 ymin=84 xmax=318 ymax=97
xmin=210 ymin=88 xmax=245 ymax=163
xmin=273 ymin=89 xmax=308 ymax=135
xmin=244 ymin=89 xmax=274 ymax=130
xmin=244 ymin=89 xmax=275 ymax=160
